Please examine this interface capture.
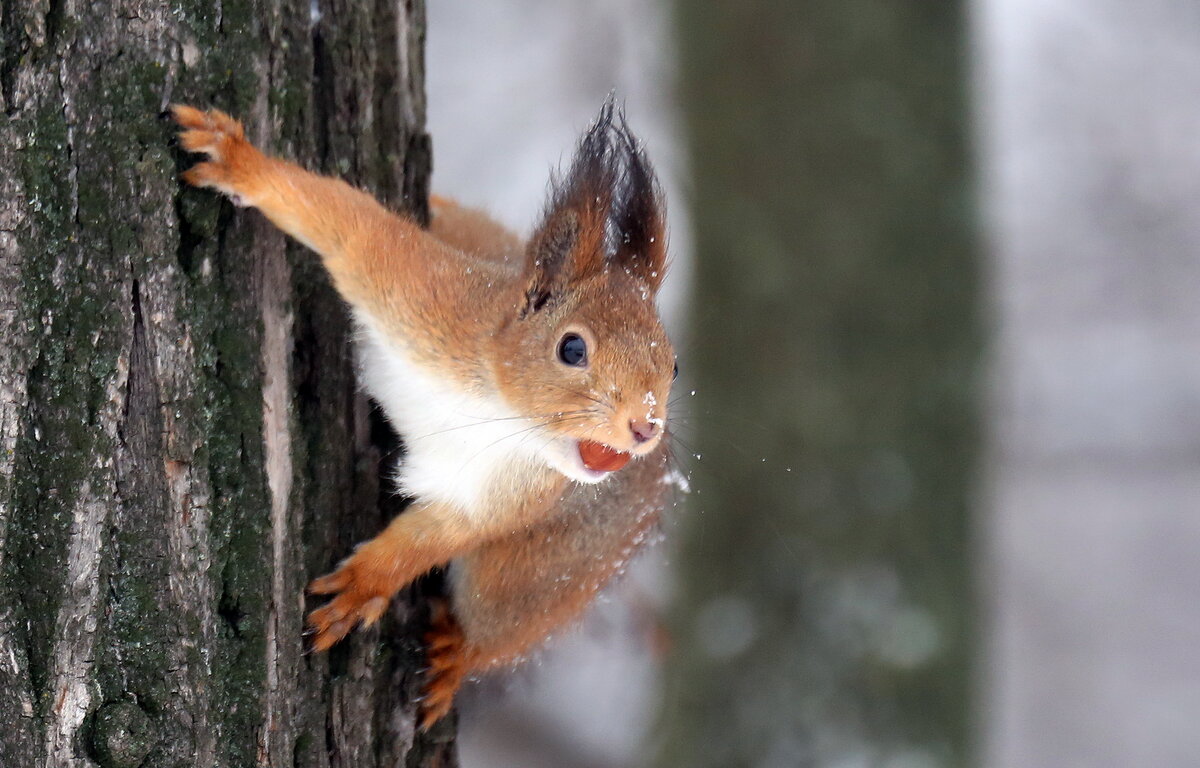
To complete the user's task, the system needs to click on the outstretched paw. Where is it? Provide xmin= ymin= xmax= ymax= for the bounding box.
xmin=419 ymin=601 xmax=469 ymax=731
xmin=306 ymin=558 xmax=393 ymax=653
xmin=170 ymin=104 xmax=261 ymax=203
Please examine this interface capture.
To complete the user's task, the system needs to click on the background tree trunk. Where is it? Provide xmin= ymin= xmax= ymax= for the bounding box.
xmin=0 ymin=1 xmax=456 ymax=765
xmin=658 ymin=2 xmax=978 ymax=766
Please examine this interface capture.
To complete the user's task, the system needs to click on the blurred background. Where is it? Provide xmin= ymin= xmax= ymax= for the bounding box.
xmin=426 ymin=1 xmax=1200 ymax=766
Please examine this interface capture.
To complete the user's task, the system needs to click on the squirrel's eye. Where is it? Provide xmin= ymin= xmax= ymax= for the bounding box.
xmin=558 ymin=334 xmax=588 ymax=366
xmin=673 ymin=361 xmax=679 ymax=381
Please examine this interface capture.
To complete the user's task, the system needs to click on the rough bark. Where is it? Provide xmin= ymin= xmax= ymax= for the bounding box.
xmin=0 ymin=1 xmax=455 ymax=766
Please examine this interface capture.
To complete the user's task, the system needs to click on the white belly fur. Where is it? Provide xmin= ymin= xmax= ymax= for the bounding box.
xmin=353 ymin=317 xmax=551 ymax=518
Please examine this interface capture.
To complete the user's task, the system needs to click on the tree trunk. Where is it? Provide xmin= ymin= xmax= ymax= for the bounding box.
xmin=0 ymin=1 xmax=455 ymax=766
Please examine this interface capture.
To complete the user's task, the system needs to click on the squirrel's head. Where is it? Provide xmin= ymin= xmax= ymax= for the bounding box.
xmin=494 ymin=101 xmax=675 ymax=484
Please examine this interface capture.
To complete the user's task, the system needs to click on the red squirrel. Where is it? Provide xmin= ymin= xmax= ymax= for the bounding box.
xmin=171 ymin=102 xmax=677 ymax=728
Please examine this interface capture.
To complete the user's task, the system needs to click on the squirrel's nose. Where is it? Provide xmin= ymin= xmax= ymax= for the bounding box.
xmin=629 ymin=419 xmax=660 ymax=444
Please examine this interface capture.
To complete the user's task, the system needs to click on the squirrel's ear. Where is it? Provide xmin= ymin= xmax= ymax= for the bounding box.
xmin=610 ymin=122 xmax=668 ymax=293
xmin=523 ymin=103 xmax=618 ymax=315
xmin=523 ymin=210 xmax=581 ymax=315
xmin=522 ymin=100 xmax=668 ymax=315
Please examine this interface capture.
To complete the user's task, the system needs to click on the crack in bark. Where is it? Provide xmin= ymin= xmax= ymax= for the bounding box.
xmin=0 ymin=0 xmax=13 ymax=115
xmin=42 ymin=0 xmax=63 ymax=51
xmin=119 ymin=279 xmax=142 ymax=430
xmin=54 ymin=56 xmax=79 ymax=229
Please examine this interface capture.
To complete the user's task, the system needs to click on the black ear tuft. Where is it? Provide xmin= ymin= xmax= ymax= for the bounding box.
xmin=523 ymin=96 xmax=668 ymax=315
xmin=610 ymin=111 xmax=668 ymax=291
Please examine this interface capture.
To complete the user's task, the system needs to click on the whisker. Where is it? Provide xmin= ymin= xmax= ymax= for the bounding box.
xmin=409 ymin=409 xmax=595 ymax=440
xmin=543 ymin=382 xmax=613 ymax=412
xmin=454 ymin=411 xmax=598 ymax=470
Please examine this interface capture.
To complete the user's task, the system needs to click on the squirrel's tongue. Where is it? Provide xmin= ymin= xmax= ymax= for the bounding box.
xmin=578 ymin=440 xmax=630 ymax=472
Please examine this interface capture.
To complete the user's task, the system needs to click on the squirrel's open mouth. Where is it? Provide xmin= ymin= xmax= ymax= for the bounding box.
xmin=578 ymin=439 xmax=631 ymax=472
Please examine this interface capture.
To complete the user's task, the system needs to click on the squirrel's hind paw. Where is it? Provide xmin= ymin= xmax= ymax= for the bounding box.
xmin=419 ymin=603 xmax=470 ymax=731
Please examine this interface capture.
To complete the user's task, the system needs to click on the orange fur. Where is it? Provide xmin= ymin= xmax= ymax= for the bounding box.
xmin=428 ymin=196 xmax=523 ymax=264
xmin=450 ymin=444 xmax=671 ymax=669
xmin=172 ymin=105 xmax=677 ymax=729
xmin=172 ymin=105 xmax=519 ymax=389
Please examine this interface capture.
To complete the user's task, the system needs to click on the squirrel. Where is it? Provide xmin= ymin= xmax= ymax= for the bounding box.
xmin=171 ymin=101 xmax=677 ymax=729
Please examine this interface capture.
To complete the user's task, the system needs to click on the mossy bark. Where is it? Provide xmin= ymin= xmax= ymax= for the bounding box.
xmin=0 ymin=1 xmax=455 ymax=765
xmin=659 ymin=2 xmax=979 ymax=766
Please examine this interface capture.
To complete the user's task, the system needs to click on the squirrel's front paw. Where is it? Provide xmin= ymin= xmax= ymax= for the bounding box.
xmin=305 ymin=558 xmax=393 ymax=652
xmin=170 ymin=104 xmax=260 ymax=204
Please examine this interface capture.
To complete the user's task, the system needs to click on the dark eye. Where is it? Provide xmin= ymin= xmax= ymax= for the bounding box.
xmin=672 ymin=361 xmax=679 ymax=381
xmin=558 ymin=333 xmax=588 ymax=366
